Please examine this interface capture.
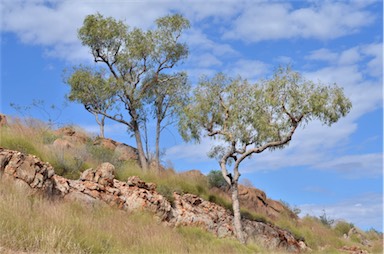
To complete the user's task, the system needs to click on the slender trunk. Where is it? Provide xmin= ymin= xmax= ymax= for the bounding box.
xmin=143 ymin=120 xmax=149 ymax=162
xmin=155 ymin=118 xmax=161 ymax=172
xmin=94 ymin=113 xmax=105 ymax=138
xmin=231 ymin=181 xmax=246 ymax=244
xmin=99 ymin=116 xmax=105 ymax=138
xmin=133 ymin=124 xmax=148 ymax=171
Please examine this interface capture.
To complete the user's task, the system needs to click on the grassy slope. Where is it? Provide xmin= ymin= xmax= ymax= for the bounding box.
xmin=0 ymin=117 xmax=382 ymax=254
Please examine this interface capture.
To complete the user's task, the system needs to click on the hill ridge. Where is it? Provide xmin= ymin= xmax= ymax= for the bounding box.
xmin=0 ymin=147 xmax=306 ymax=253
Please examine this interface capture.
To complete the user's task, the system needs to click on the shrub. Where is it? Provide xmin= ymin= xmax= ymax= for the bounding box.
xmin=333 ymin=220 xmax=354 ymax=237
xmin=319 ymin=210 xmax=334 ymax=227
xmin=207 ymin=170 xmax=228 ymax=189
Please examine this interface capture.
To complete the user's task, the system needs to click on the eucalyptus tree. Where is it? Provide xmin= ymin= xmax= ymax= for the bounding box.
xmin=66 ymin=13 xmax=190 ymax=171
xmin=144 ymin=72 xmax=189 ymax=171
xmin=65 ymin=66 xmax=116 ymax=138
xmin=179 ymin=66 xmax=352 ymax=243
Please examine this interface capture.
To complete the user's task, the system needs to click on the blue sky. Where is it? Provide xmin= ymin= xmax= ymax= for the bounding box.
xmin=1 ymin=0 xmax=382 ymax=231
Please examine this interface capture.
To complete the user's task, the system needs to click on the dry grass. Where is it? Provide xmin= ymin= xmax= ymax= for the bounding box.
xmin=1 ymin=117 xmax=382 ymax=254
xmin=0 ymin=182 xmax=260 ymax=254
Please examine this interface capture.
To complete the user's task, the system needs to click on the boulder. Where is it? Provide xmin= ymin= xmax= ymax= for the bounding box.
xmin=54 ymin=126 xmax=88 ymax=144
xmin=79 ymin=162 xmax=115 ymax=187
xmin=115 ymin=143 xmax=139 ymax=161
xmin=93 ymin=137 xmax=118 ymax=150
xmin=127 ymin=176 xmax=157 ymax=191
xmin=237 ymin=184 xmax=295 ymax=220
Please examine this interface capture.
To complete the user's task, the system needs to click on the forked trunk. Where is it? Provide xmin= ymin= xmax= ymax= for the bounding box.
xmin=93 ymin=113 xmax=105 ymax=138
xmin=231 ymin=181 xmax=246 ymax=244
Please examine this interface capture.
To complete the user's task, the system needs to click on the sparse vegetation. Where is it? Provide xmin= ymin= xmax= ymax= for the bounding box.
xmin=0 ymin=116 xmax=382 ymax=253
xmin=207 ymin=170 xmax=228 ymax=189
xmin=0 ymin=182 xmax=260 ymax=254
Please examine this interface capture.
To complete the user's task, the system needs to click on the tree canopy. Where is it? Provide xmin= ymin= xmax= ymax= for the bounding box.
xmin=65 ymin=13 xmax=190 ymax=171
xmin=179 ymin=66 xmax=352 ymax=243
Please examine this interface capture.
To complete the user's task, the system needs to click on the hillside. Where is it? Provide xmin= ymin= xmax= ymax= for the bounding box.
xmin=0 ymin=114 xmax=382 ymax=254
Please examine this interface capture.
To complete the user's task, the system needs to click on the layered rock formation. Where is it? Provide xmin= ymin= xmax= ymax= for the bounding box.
xmin=0 ymin=148 xmax=307 ymax=253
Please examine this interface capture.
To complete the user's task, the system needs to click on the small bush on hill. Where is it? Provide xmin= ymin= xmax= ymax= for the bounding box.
xmin=207 ymin=170 xmax=228 ymax=189
xmin=334 ymin=220 xmax=354 ymax=237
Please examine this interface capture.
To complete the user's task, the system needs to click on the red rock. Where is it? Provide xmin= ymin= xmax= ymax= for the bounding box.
xmin=0 ymin=147 xmax=306 ymax=253
xmin=0 ymin=114 xmax=8 ymax=127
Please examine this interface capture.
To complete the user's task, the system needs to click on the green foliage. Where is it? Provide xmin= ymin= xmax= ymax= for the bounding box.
xmin=319 ymin=210 xmax=335 ymax=227
xmin=240 ymin=209 xmax=269 ymax=224
xmin=179 ymin=66 xmax=352 ymax=154
xmin=67 ymin=13 xmax=191 ymax=169
xmin=334 ymin=220 xmax=354 ymax=236
xmin=207 ymin=194 xmax=232 ymax=211
xmin=280 ymin=199 xmax=301 ymax=216
xmin=0 ymin=134 xmax=40 ymax=157
xmin=176 ymin=226 xmax=260 ymax=254
xmin=178 ymin=66 xmax=351 ymax=243
xmin=86 ymin=143 xmax=121 ymax=167
xmin=207 ymin=170 xmax=228 ymax=189
xmin=64 ymin=66 xmax=116 ymax=112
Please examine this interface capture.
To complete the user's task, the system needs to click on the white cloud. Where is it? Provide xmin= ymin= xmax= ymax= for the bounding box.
xmin=361 ymin=43 xmax=383 ymax=77
xmin=306 ymin=48 xmax=339 ymax=62
xmin=0 ymin=0 xmax=176 ymax=62
xmin=225 ymin=59 xmax=270 ymax=81
xmin=223 ymin=1 xmax=376 ymax=42
xmin=306 ymin=43 xmax=383 ymax=79
xmin=186 ymin=28 xmax=238 ymax=58
xmin=188 ymin=53 xmax=223 ymax=68
xmin=299 ymin=193 xmax=383 ymax=231
xmin=314 ymin=153 xmax=383 ymax=178
xmin=304 ymin=45 xmax=383 ymax=120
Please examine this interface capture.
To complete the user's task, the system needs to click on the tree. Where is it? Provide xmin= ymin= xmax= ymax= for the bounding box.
xmin=66 ymin=13 xmax=190 ymax=171
xmin=179 ymin=66 xmax=352 ymax=243
xmin=144 ymin=72 xmax=189 ymax=171
xmin=64 ymin=66 xmax=116 ymax=138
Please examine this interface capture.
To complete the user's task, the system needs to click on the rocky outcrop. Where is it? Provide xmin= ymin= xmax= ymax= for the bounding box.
xmin=93 ymin=137 xmax=139 ymax=161
xmin=54 ymin=126 xmax=89 ymax=145
xmin=0 ymin=148 xmax=307 ymax=253
xmin=238 ymin=185 xmax=296 ymax=220
xmin=0 ymin=114 xmax=8 ymax=127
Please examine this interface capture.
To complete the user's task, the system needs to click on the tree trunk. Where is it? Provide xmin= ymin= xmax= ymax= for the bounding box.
xmin=231 ymin=181 xmax=246 ymax=244
xmin=94 ymin=113 xmax=105 ymax=138
xmin=133 ymin=126 xmax=149 ymax=171
xmin=155 ymin=118 xmax=161 ymax=172
xmin=99 ymin=116 xmax=105 ymax=138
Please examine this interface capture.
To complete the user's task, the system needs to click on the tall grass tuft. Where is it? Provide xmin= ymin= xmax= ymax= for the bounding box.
xmin=0 ymin=182 xmax=260 ymax=254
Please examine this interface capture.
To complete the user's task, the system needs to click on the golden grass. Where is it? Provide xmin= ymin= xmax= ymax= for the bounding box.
xmin=0 ymin=182 xmax=260 ymax=254
xmin=1 ymin=117 xmax=382 ymax=254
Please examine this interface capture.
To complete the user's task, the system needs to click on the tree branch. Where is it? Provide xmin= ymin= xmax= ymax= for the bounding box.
xmin=234 ymin=123 xmax=299 ymax=170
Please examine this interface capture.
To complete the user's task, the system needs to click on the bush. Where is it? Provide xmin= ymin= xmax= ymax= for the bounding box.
xmin=333 ymin=220 xmax=354 ymax=237
xmin=319 ymin=210 xmax=334 ymax=227
xmin=207 ymin=170 xmax=228 ymax=189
